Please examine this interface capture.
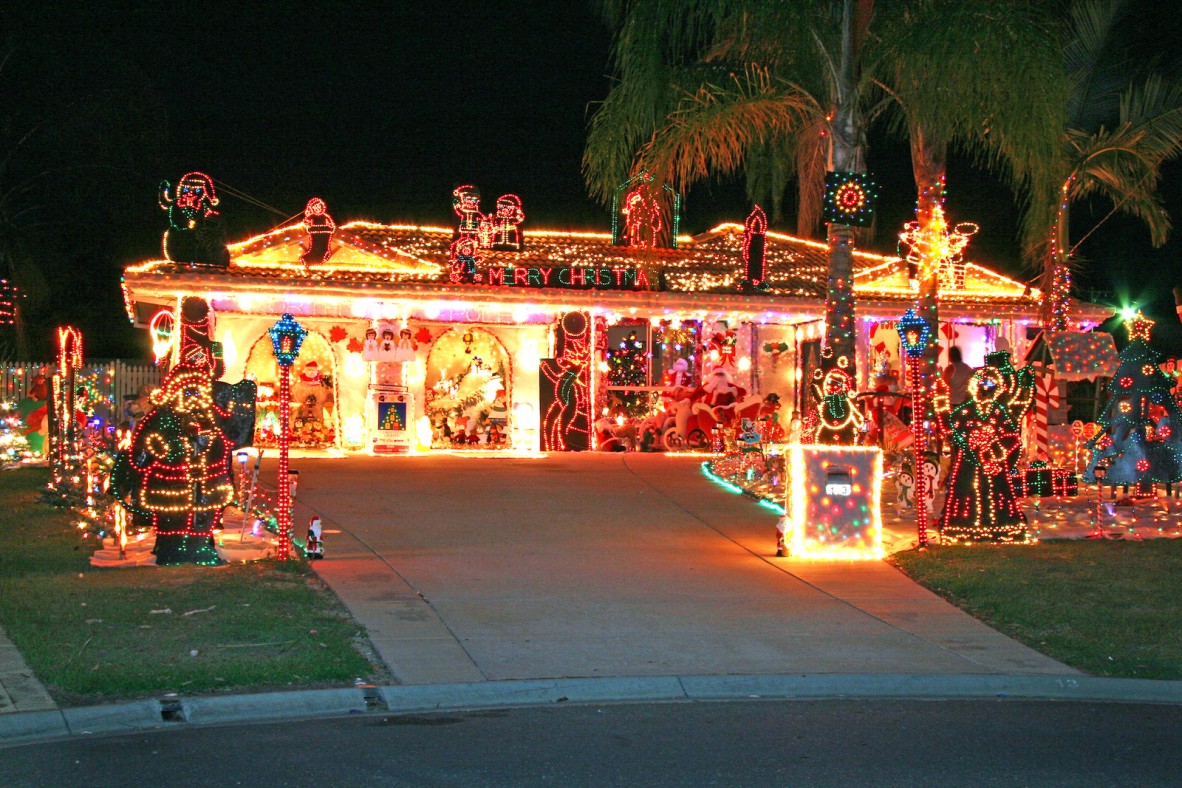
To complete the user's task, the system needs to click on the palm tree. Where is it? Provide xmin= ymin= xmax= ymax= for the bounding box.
xmin=584 ymin=1 xmax=1064 ymax=386
xmin=1022 ymin=0 xmax=1182 ymax=331
xmin=869 ymin=0 xmax=1065 ymax=384
xmin=586 ymin=1 xmax=874 ymax=372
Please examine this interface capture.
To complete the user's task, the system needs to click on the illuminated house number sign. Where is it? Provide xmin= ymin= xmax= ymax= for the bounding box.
xmin=487 ymin=266 xmax=652 ymax=291
xmin=825 ymin=467 xmax=853 ymax=497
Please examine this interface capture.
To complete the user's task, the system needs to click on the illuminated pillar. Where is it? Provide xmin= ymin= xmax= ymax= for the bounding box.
xmin=268 ymin=314 xmax=308 ymax=561
xmin=897 ymin=309 xmax=932 ymax=549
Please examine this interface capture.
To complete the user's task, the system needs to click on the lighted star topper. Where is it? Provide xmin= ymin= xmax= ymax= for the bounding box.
xmin=823 ymin=172 xmax=878 ymax=227
xmin=1128 ymin=310 xmax=1155 ymax=342
xmin=898 ymin=204 xmax=978 ymax=281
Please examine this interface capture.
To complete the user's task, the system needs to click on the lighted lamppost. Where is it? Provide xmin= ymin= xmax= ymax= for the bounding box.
xmin=269 ymin=313 xmax=307 ymax=560
xmin=896 ymin=308 xmax=932 ymax=549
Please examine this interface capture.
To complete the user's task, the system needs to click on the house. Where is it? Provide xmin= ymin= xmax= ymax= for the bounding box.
xmin=121 ymin=213 xmax=1111 ymax=453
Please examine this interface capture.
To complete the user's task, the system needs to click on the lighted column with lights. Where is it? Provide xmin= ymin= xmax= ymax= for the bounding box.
xmin=269 ymin=313 xmax=307 ymax=560
xmin=896 ymin=308 xmax=932 ymax=549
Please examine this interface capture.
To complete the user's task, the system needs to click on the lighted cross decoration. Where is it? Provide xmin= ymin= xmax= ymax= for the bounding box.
xmin=898 ymin=204 xmax=978 ymax=288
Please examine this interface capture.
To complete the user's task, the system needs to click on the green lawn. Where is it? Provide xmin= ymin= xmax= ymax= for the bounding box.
xmin=0 ymin=468 xmax=386 ymax=705
xmin=891 ymin=539 xmax=1182 ymax=680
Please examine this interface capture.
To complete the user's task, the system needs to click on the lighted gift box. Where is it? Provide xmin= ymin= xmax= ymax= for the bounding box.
xmin=1010 ymin=465 xmax=1079 ymax=498
xmin=785 ymin=444 xmax=883 ymax=560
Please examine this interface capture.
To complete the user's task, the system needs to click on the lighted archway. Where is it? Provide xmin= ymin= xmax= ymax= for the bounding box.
xmin=244 ymin=329 xmax=339 ymax=449
xmin=424 ymin=328 xmax=513 ymax=447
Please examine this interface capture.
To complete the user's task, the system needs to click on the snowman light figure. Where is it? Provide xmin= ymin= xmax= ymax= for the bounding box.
xmin=896 ymin=459 xmax=915 ymax=510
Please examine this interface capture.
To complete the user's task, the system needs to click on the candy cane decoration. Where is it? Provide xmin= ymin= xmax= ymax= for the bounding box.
xmin=1033 ymin=373 xmax=1059 ymax=458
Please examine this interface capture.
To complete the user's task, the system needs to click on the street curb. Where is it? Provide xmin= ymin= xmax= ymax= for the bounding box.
xmin=4 ymin=673 xmax=1182 ymax=746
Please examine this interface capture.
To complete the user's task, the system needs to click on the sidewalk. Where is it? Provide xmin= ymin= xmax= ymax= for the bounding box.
xmin=0 ymin=623 xmax=55 ymax=716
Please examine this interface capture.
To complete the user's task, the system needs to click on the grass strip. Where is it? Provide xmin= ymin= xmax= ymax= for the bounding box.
xmin=0 ymin=468 xmax=384 ymax=705
xmin=890 ymin=539 xmax=1182 ymax=679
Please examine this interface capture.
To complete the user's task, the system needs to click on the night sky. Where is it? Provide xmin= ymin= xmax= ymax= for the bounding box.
xmin=7 ymin=1 xmax=1182 ymax=356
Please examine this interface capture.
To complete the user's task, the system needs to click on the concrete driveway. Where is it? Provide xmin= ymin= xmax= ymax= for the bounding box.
xmin=289 ymin=453 xmax=1074 ymax=685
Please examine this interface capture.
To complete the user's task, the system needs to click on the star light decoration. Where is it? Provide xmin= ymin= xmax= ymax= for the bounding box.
xmin=822 ymin=172 xmax=878 ymax=227
xmin=1128 ymin=311 xmax=1155 ymax=342
xmin=898 ymin=204 xmax=978 ymax=287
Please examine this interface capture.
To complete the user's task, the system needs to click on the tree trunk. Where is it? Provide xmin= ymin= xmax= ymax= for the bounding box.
xmin=822 ymin=0 xmax=869 ymax=379
xmin=1040 ymin=178 xmax=1073 ymax=330
xmin=911 ymin=126 xmax=947 ymax=396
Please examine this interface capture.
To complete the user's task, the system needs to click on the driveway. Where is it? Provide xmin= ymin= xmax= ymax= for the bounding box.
xmin=289 ymin=453 xmax=1074 ymax=685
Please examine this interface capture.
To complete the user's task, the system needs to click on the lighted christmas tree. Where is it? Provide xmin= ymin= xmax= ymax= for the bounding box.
xmin=0 ymin=402 xmax=29 ymax=466
xmin=378 ymin=402 xmax=406 ymax=431
xmin=1084 ymin=313 xmax=1182 ymax=488
xmin=607 ymin=329 xmax=649 ymax=417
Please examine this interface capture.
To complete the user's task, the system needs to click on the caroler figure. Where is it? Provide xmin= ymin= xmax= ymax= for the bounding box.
xmin=933 ymin=351 xmax=1034 ymax=543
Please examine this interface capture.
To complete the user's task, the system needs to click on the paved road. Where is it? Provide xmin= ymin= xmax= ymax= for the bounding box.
xmin=4 ymin=698 xmax=1180 ymax=786
xmin=287 ymin=453 xmax=1072 ymax=686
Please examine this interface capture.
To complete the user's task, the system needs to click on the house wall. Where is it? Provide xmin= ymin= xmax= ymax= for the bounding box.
xmin=209 ymin=309 xmax=550 ymax=453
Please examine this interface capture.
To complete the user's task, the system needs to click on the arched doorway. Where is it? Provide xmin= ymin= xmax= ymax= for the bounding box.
xmin=244 ymin=330 xmax=338 ymax=449
xmin=424 ymin=328 xmax=512 ymax=448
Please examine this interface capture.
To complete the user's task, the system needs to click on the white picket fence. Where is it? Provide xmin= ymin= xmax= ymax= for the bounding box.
xmin=1 ymin=359 xmax=162 ymax=426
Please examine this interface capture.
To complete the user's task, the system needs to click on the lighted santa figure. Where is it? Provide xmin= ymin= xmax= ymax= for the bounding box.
xmin=111 ymin=356 xmax=234 ymax=565
xmin=157 ymin=171 xmax=230 ymax=267
xmin=306 ymin=516 xmax=324 ymax=559
xmin=299 ymin=197 xmax=336 ymax=268
xmin=490 ymin=193 xmax=525 ymax=250
xmin=676 ymin=367 xmax=747 ymax=441
xmin=291 ymin=360 xmax=332 ymax=431
xmin=663 ymin=358 xmax=692 ymax=396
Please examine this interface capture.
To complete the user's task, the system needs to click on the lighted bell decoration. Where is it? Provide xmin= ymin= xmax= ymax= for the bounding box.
xmin=269 ymin=313 xmax=308 ymax=368
xmin=895 ymin=308 xmax=931 ymax=358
